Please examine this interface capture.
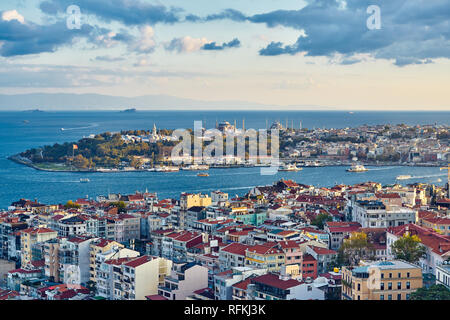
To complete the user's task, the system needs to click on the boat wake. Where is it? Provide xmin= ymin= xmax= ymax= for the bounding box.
xmin=368 ymin=167 xmax=397 ymax=171
xmin=61 ymin=123 xmax=99 ymax=131
xmin=407 ymin=173 xmax=446 ymax=179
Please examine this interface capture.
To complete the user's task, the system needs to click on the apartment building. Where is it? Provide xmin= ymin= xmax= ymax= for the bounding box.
xmin=249 ymin=273 xmax=325 ymax=300
xmin=245 ymin=244 xmax=285 ymax=272
xmin=157 ymin=262 xmax=208 ymax=300
xmin=341 ymin=260 xmax=423 ymax=300
xmin=97 ymin=255 xmax=171 ymax=300
xmin=180 ymin=193 xmax=212 ymax=211
xmin=219 ymin=243 xmax=250 ymax=272
xmin=20 ymin=227 xmax=58 ymax=268
xmin=89 ymin=238 xmax=124 ymax=283
xmin=213 ymin=267 xmax=267 ymax=300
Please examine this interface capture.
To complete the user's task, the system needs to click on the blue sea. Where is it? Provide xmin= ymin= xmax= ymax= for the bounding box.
xmin=0 ymin=110 xmax=449 ymax=208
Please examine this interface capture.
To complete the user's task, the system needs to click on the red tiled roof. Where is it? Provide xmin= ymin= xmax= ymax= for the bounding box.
xmin=220 ymin=243 xmax=250 ymax=256
xmin=251 ymin=273 xmax=301 ymax=290
xmin=124 ymin=256 xmax=153 ymax=268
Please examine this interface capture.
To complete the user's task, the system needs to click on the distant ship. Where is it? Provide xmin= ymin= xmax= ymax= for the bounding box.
xmin=279 ymin=164 xmax=303 ymax=172
xmin=182 ymin=164 xmax=210 ymax=171
xmin=347 ymin=164 xmax=369 ymax=172
xmin=197 ymin=173 xmax=209 ymax=177
xmin=155 ymin=166 xmax=179 ymax=172
xmin=80 ymin=178 xmax=90 ymax=183
xmin=396 ymin=175 xmax=412 ymax=180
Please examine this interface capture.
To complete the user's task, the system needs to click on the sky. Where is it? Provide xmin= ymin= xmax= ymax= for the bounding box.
xmin=0 ymin=0 xmax=449 ymax=110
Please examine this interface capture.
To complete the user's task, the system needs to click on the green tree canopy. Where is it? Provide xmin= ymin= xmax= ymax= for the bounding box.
xmin=311 ymin=213 xmax=332 ymax=229
xmin=339 ymin=232 xmax=375 ymax=266
xmin=410 ymin=284 xmax=450 ymax=300
xmin=391 ymin=233 xmax=427 ymax=264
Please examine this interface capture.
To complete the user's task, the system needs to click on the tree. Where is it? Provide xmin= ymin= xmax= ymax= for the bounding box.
xmin=64 ymin=200 xmax=80 ymax=209
xmin=72 ymin=154 xmax=89 ymax=169
xmin=311 ymin=213 xmax=332 ymax=229
xmin=111 ymin=201 xmax=126 ymax=213
xmin=339 ymin=232 xmax=374 ymax=266
xmin=410 ymin=284 xmax=450 ymax=300
xmin=391 ymin=233 xmax=427 ymax=264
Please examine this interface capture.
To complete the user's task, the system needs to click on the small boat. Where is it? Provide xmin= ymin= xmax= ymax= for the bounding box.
xmin=396 ymin=175 xmax=412 ymax=180
xmin=182 ymin=164 xmax=210 ymax=171
xmin=279 ymin=164 xmax=303 ymax=172
xmin=61 ymin=128 xmax=65 ymax=131
xmin=347 ymin=164 xmax=368 ymax=172
xmin=197 ymin=173 xmax=209 ymax=177
xmin=80 ymin=178 xmax=90 ymax=183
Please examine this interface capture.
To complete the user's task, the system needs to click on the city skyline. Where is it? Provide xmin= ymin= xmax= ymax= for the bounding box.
xmin=0 ymin=0 xmax=449 ymax=110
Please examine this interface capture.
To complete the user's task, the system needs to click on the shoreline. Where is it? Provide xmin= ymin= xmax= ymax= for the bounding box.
xmin=8 ymin=154 xmax=446 ymax=173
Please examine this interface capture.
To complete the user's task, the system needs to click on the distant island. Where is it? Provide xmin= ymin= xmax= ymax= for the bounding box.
xmin=121 ymin=108 xmax=137 ymax=113
xmin=23 ymin=109 xmax=44 ymax=113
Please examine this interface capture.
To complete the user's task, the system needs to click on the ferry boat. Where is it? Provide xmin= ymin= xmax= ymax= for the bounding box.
xmin=346 ymin=164 xmax=369 ymax=172
xmin=197 ymin=173 xmax=209 ymax=177
xmin=279 ymin=164 xmax=303 ymax=172
xmin=182 ymin=164 xmax=210 ymax=171
xmin=80 ymin=178 xmax=90 ymax=183
xmin=396 ymin=175 xmax=412 ymax=180
xmin=156 ymin=166 xmax=179 ymax=172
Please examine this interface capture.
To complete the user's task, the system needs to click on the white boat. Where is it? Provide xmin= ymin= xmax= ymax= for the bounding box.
xmin=156 ymin=166 xmax=180 ymax=172
xmin=181 ymin=164 xmax=209 ymax=171
xmin=279 ymin=164 xmax=303 ymax=172
xmin=346 ymin=164 xmax=368 ymax=172
xmin=396 ymin=175 xmax=412 ymax=180
xmin=80 ymin=178 xmax=90 ymax=183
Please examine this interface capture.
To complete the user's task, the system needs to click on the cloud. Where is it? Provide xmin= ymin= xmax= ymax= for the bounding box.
xmin=165 ymin=36 xmax=210 ymax=53
xmin=202 ymin=38 xmax=241 ymax=51
xmin=39 ymin=0 xmax=182 ymax=26
xmin=93 ymin=55 xmax=125 ymax=62
xmin=2 ymin=10 xmax=25 ymax=24
xmin=0 ymin=13 xmax=95 ymax=57
xmin=194 ymin=0 xmax=450 ymax=66
xmin=0 ymin=62 xmax=211 ymax=88
xmin=127 ymin=26 xmax=156 ymax=54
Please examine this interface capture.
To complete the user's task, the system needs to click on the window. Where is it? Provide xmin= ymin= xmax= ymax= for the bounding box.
xmin=357 ymin=283 xmax=361 ymax=291
xmin=397 ymin=282 xmax=402 ymax=290
xmin=406 ymin=281 xmax=410 ymax=289
xmin=388 ymin=282 xmax=392 ymax=290
xmin=397 ymin=294 xmax=402 ymax=300
xmin=407 ymin=272 xmax=410 ymax=278
xmin=380 ymin=283 xmax=384 ymax=290
xmin=406 ymin=294 xmax=410 ymax=300
xmin=389 ymin=273 xmax=392 ymax=278
xmin=398 ymin=272 xmax=401 ymax=278
xmin=388 ymin=294 xmax=392 ymax=300
xmin=380 ymin=294 xmax=384 ymax=300
xmin=381 ymin=273 xmax=384 ymax=279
